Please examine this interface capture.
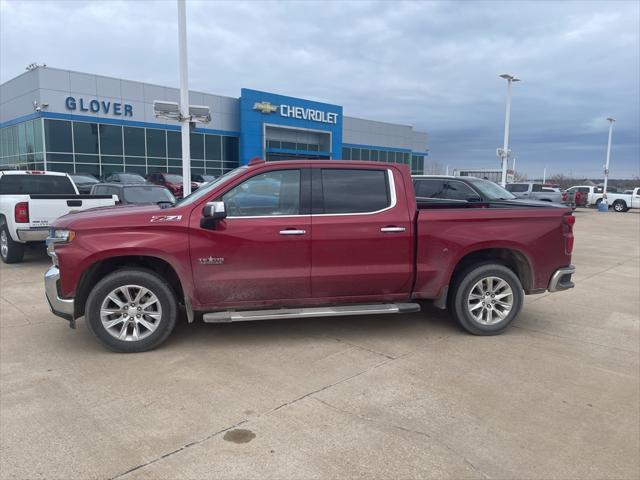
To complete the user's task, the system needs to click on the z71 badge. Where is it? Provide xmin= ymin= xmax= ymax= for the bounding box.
xmin=199 ymin=256 xmax=224 ymax=265
xmin=150 ymin=215 xmax=182 ymax=222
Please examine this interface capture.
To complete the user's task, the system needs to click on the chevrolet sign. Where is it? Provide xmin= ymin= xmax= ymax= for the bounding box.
xmin=253 ymin=101 xmax=338 ymax=124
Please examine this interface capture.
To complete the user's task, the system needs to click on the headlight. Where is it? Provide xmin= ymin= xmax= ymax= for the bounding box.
xmin=50 ymin=229 xmax=76 ymax=243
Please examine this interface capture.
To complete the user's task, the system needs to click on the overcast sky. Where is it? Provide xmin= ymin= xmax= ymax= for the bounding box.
xmin=1 ymin=0 xmax=638 ymax=178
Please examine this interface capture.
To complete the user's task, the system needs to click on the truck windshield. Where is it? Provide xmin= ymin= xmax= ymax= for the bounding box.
xmin=465 ymin=178 xmax=517 ymax=200
xmin=0 ymin=174 xmax=76 ymax=195
xmin=173 ymin=167 xmax=248 ymax=207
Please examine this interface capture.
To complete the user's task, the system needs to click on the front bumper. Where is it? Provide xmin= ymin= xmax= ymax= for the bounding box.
xmin=17 ymin=228 xmax=49 ymax=242
xmin=44 ymin=265 xmax=75 ymax=324
xmin=548 ymin=265 xmax=575 ymax=292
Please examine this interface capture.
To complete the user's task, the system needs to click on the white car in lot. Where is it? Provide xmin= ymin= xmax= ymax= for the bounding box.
xmin=594 ymin=187 xmax=640 ymax=212
xmin=0 ymin=170 xmax=117 ymax=263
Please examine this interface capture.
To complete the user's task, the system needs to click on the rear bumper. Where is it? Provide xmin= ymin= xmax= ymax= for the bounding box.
xmin=17 ymin=228 xmax=49 ymax=242
xmin=548 ymin=265 xmax=575 ymax=292
xmin=44 ymin=265 xmax=75 ymax=323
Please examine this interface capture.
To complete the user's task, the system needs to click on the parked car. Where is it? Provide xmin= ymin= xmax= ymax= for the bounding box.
xmin=192 ymin=174 xmax=216 ymax=187
xmin=102 ymin=172 xmax=147 ymax=184
xmin=45 ymin=160 xmax=576 ymax=352
xmin=90 ymin=183 xmax=176 ymax=206
xmin=505 ymin=183 xmax=564 ymax=203
xmin=69 ymin=173 xmax=100 ymax=194
xmin=146 ymin=172 xmax=199 ymax=198
xmin=593 ymin=187 xmax=640 ymax=212
xmin=0 ymin=170 xmax=117 ymax=263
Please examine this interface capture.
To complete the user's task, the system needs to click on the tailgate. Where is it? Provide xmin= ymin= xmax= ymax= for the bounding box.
xmin=27 ymin=195 xmax=116 ymax=228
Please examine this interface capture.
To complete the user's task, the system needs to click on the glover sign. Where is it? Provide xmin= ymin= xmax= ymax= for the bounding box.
xmin=65 ymin=97 xmax=133 ymax=117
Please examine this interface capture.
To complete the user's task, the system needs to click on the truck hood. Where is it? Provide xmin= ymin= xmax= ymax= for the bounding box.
xmin=52 ymin=204 xmax=175 ymax=229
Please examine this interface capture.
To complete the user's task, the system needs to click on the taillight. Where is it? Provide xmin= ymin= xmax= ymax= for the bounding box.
xmin=14 ymin=202 xmax=29 ymax=223
xmin=563 ymin=214 xmax=575 ymax=255
xmin=562 ymin=192 xmax=568 ymax=202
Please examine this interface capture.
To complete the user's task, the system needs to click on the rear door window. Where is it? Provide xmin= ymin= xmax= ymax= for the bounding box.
xmin=0 ymin=174 xmax=76 ymax=195
xmin=320 ymin=169 xmax=390 ymax=214
xmin=414 ymin=179 xmax=446 ymax=198
xmin=505 ymin=183 xmax=529 ymax=193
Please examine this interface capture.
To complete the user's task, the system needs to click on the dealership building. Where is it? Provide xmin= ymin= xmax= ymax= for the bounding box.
xmin=0 ymin=66 xmax=429 ymax=177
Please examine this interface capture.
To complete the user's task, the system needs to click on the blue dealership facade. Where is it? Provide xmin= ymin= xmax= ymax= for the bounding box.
xmin=0 ymin=66 xmax=428 ymax=177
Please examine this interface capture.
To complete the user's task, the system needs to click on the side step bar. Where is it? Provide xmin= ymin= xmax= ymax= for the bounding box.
xmin=202 ymin=303 xmax=421 ymax=323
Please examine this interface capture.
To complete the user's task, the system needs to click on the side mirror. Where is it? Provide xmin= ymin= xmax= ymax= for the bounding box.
xmin=201 ymin=201 xmax=227 ymax=229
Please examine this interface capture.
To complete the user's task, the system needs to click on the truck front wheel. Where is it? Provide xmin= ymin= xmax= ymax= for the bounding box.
xmin=85 ymin=269 xmax=178 ymax=352
xmin=0 ymin=224 xmax=25 ymax=264
xmin=449 ymin=263 xmax=523 ymax=335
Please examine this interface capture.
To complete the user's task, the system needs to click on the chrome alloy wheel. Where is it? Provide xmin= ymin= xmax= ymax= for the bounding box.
xmin=100 ymin=285 xmax=162 ymax=342
xmin=0 ymin=230 xmax=7 ymax=259
xmin=467 ymin=276 xmax=513 ymax=325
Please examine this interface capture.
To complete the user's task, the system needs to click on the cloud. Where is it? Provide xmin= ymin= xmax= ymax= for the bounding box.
xmin=1 ymin=0 xmax=638 ymax=177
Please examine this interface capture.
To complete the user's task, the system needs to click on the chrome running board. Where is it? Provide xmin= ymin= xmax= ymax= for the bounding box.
xmin=202 ymin=303 xmax=421 ymax=323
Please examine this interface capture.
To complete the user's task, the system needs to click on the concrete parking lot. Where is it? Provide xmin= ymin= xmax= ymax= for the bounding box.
xmin=1 ymin=208 xmax=638 ymax=479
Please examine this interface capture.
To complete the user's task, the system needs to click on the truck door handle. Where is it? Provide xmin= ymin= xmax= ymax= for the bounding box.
xmin=380 ymin=226 xmax=406 ymax=233
xmin=279 ymin=229 xmax=306 ymax=235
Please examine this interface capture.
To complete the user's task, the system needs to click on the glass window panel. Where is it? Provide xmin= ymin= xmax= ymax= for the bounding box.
xmin=191 ymin=160 xmax=204 ymax=168
xmin=445 ymin=181 xmax=481 ymax=201
xmin=190 ymin=133 xmax=204 ymax=159
xmin=46 ymin=163 xmax=75 ymax=174
xmin=73 ymin=122 xmax=99 ymax=154
xmin=321 ymin=169 xmax=389 ymax=214
xmin=125 ymin=156 xmax=146 ymax=166
xmin=281 ymin=141 xmax=296 ymax=150
xmin=33 ymin=119 xmax=43 ymax=153
xmin=414 ymin=179 xmax=447 ymax=198
xmin=191 ymin=168 xmax=205 ymax=175
xmin=99 ymin=124 xmax=123 ymax=155
xmin=222 ymin=169 xmax=301 ymax=217
xmin=74 ymin=163 xmax=100 ymax=176
xmin=147 ymin=158 xmax=167 ymax=167
xmin=296 ymin=143 xmax=308 ymax=151
xmin=48 ymin=153 xmax=74 ymax=163
xmin=124 ymin=127 xmax=146 ymax=156
xmin=168 ymin=167 xmax=182 ymax=174
xmin=125 ymin=165 xmax=147 ymax=175
xmin=167 ymin=131 xmax=181 ymax=158
xmin=17 ymin=122 xmax=26 ymax=154
xmin=168 ymin=159 xmax=182 ymax=167
xmin=371 ymin=150 xmax=379 ymax=161
xmin=75 ymin=154 xmax=100 ymax=165
xmin=342 ymin=147 xmax=351 ymax=160
xmin=25 ymin=121 xmax=35 ymax=153
xmin=205 ymin=135 xmax=221 ymax=160
xmin=45 ymin=119 xmax=73 ymax=152
xmin=223 ymin=136 xmax=239 ymax=162
xmin=361 ymin=149 xmax=370 ymax=161
xmin=100 ymin=155 xmax=123 ymax=165
xmin=351 ymin=148 xmax=361 ymax=160
xmin=308 ymin=144 xmax=319 ymax=152
xmin=146 ymin=129 xmax=166 ymax=158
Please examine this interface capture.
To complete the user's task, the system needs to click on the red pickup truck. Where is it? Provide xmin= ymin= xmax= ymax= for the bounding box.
xmin=45 ymin=160 xmax=575 ymax=352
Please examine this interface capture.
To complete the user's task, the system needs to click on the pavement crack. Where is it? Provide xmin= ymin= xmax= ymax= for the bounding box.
xmin=109 ymin=419 xmax=248 ymax=480
xmin=312 ymin=397 xmax=491 ymax=479
xmin=328 ymin=336 xmax=395 ymax=359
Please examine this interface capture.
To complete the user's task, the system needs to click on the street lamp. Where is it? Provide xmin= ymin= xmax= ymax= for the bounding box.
xmin=497 ymin=73 xmax=520 ymax=186
xmin=600 ymin=117 xmax=616 ymax=211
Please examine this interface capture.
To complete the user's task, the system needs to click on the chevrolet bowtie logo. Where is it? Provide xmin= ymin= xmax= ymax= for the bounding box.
xmin=253 ymin=101 xmax=279 ymax=114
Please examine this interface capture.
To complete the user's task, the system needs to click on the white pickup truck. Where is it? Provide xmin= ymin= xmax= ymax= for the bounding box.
xmin=0 ymin=170 xmax=117 ymax=263
xmin=594 ymin=187 xmax=640 ymax=212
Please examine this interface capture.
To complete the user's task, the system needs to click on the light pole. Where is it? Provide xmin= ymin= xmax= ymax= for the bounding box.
xmin=177 ymin=0 xmax=191 ymax=196
xmin=498 ymin=74 xmax=520 ymax=186
xmin=601 ymin=117 xmax=615 ymax=210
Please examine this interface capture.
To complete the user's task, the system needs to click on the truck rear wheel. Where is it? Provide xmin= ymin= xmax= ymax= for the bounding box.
xmin=85 ymin=269 xmax=177 ymax=352
xmin=0 ymin=224 xmax=25 ymax=264
xmin=612 ymin=200 xmax=627 ymax=212
xmin=449 ymin=263 xmax=523 ymax=335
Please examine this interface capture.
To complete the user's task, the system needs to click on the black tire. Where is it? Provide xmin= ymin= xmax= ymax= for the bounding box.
xmin=449 ymin=263 xmax=523 ymax=335
xmin=85 ymin=268 xmax=178 ymax=352
xmin=612 ymin=200 xmax=627 ymax=212
xmin=595 ymin=198 xmax=603 ymax=206
xmin=0 ymin=223 xmax=25 ymax=264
